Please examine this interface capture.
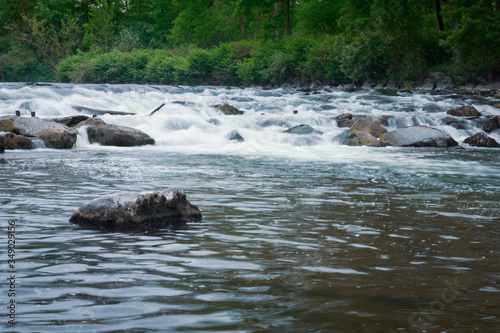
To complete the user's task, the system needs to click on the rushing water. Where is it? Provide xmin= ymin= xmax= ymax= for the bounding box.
xmin=1 ymin=83 xmax=500 ymax=333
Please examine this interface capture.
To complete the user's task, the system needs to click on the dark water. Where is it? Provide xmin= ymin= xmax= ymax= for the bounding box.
xmin=1 ymin=147 xmax=499 ymax=333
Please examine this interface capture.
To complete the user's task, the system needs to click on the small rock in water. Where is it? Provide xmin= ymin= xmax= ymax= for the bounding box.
xmin=70 ymin=188 xmax=202 ymax=231
xmin=446 ymin=106 xmax=481 ymax=117
xmin=0 ymin=158 xmax=7 ymax=164
xmin=228 ymin=130 xmax=244 ymax=142
xmin=463 ymin=132 xmax=500 ymax=148
xmin=350 ymin=118 xmax=387 ymax=138
xmin=284 ymin=124 xmax=323 ymax=135
xmin=216 ymin=104 xmax=244 ymax=115
xmin=87 ymin=124 xmax=155 ymax=147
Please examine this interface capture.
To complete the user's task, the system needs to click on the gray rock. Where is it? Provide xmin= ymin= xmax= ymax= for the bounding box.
xmin=476 ymin=118 xmax=499 ymax=132
xmin=418 ymin=78 xmax=436 ymax=91
xmin=436 ymin=76 xmax=456 ymax=91
xmin=463 ymin=132 xmax=500 ymax=148
xmin=380 ymin=126 xmax=458 ymax=147
xmin=12 ymin=117 xmax=77 ymax=149
xmin=350 ymin=118 xmax=387 ymax=138
xmin=342 ymin=84 xmax=358 ymax=92
xmin=87 ymin=124 xmax=155 ymax=147
xmin=284 ymin=124 xmax=323 ymax=135
xmin=70 ymin=188 xmax=202 ymax=230
xmin=442 ymin=117 xmax=467 ymax=130
xmin=336 ymin=113 xmax=356 ymax=128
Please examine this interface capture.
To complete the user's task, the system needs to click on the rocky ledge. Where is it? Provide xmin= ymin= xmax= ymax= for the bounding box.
xmin=70 ymin=188 xmax=202 ymax=231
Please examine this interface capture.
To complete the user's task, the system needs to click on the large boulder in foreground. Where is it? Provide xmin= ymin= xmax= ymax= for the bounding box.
xmin=12 ymin=117 xmax=77 ymax=149
xmin=70 ymin=188 xmax=202 ymax=230
xmin=87 ymin=124 xmax=155 ymax=147
xmin=463 ymin=132 xmax=500 ymax=148
xmin=380 ymin=126 xmax=458 ymax=147
xmin=0 ymin=133 xmax=33 ymax=150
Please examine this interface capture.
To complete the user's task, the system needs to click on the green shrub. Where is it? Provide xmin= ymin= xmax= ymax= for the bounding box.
xmin=0 ymin=43 xmax=54 ymax=82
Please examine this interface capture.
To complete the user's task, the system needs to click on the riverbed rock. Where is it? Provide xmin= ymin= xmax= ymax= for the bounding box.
xmin=446 ymin=106 xmax=480 ymax=117
xmin=336 ymin=113 xmax=356 ymax=128
xmin=0 ymin=135 xmax=4 ymax=152
xmin=340 ymin=129 xmax=383 ymax=147
xmin=415 ymin=78 xmax=436 ymax=91
xmin=375 ymin=116 xmax=391 ymax=127
xmin=216 ymin=104 xmax=244 ymax=115
xmin=284 ymin=124 xmax=323 ymax=135
xmin=380 ymin=126 xmax=458 ymax=147
xmin=0 ymin=117 xmax=15 ymax=132
xmin=76 ymin=117 xmax=106 ymax=128
xmin=435 ymin=76 xmax=456 ymax=91
xmin=342 ymin=84 xmax=358 ymax=92
xmin=87 ymin=124 xmax=155 ymax=147
xmin=0 ymin=133 xmax=33 ymax=150
xmin=442 ymin=117 xmax=467 ymax=129
xmin=463 ymin=132 xmax=500 ymax=148
xmin=476 ymin=117 xmax=500 ymax=132
xmin=53 ymin=115 xmax=89 ymax=127
xmin=12 ymin=117 xmax=77 ymax=149
xmin=228 ymin=130 xmax=244 ymax=142
xmin=69 ymin=188 xmax=202 ymax=230
xmin=350 ymin=118 xmax=387 ymax=138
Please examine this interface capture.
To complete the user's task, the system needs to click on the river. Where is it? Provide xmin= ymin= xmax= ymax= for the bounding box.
xmin=1 ymin=83 xmax=499 ymax=332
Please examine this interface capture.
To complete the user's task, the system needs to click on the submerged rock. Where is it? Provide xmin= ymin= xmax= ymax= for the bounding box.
xmin=463 ymin=132 xmax=500 ymax=148
xmin=12 ymin=117 xmax=77 ymax=149
xmin=228 ymin=130 xmax=244 ymax=142
xmin=216 ymin=104 xmax=244 ymax=115
xmin=1 ymin=133 xmax=33 ymax=150
xmin=350 ymin=118 xmax=387 ymax=138
xmin=446 ymin=106 xmax=480 ymax=117
xmin=380 ymin=126 xmax=458 ymax=147
xmin=476 ymin=117 xmax=500 ymax=132
xmin=442 ymin=116 xmax=467 ymax=129
xmin=70 ymin=188 xmax=202 ymax=230
xmin=87 ymin=124 xmax=155 ymax=147
xmin=284 ymin=124 xmax=323 ymax=135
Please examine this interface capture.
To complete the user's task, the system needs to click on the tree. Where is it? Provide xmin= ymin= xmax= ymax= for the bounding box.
xmin=85 ymin=0 xmax=117 ymax=52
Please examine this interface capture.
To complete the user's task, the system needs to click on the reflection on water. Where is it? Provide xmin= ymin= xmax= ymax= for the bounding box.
xmin=1 ymin=148 xmax=499 ymax=332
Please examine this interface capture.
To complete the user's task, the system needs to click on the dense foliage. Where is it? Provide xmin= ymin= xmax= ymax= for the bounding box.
xmin=1 ymin=0 xmax=499 ymax=85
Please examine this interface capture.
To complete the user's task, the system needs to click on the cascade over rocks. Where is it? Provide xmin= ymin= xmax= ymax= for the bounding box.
xmin=380 ymin=126 xmax=458 ymax=147
xmin=11 ymin=117 xmax=76 ymax=149
xmin=70 ymin=188 xmax=202 ymax=230
xmin=87 ymin=124 xmax=155 ymax=147
xmin=463 ymin=132 xmax=500 ymax=148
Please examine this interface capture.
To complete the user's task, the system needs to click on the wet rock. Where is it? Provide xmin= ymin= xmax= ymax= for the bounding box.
xmin=442 ymin=117 xmax=467 ymax=130
xmin=0 ymin=135 xmax=4 ymax=152
xmin=417 ymin=78 xmax=436 ymax=91
xmin=350 ymin=118 xmax=387 ymax=138
xmin=12 ymin=117 xmax=77 ymax=149
xmin=340 ymin=129 xmax=383 ymax=147
xmin=76 ymin=117 xmax=106 ymax=128
xmin=342 ymin=84 xmax=358 ymax=92
xmin=336 ymin=113 xmax=356 ymax=128
xmin=53 ymin=115 xmax=89 ymax=127
xmin=380 ymin=126 xmax=458 ymax=147
xmin=421 ymin=104 xmax=441 ymax=113
xmin=435 ymin=76 xmax=456 ymax=91
xmin=0 ymin=158 xmax=7 ymax=164
xmin=87 ymin=124 xmax=155 ymax=147
xmin=362 ymin=79 xmax=377 ymax=89
xmin=216 ymin=104 xmax=244 ymax=115
xmin=0 ymin=133 xmax=33 ymax=150
xmin=476 ymin=118 xmax=500 ymax=132
xmin=284 ymin=124 xmax=323 ymax=135
xmin=228 ymin=130 xmax=244 ymax=142
xmin=463 ymin=132 xmax=500 ymax=148
xmin=446 ymin=106 xmax=480 ymax=117
xmin=375 ymin=116 xmax=391 ymax=127
xmin=0 ymin=117 xmax=15 ymax=132
xmin=70 ymin=188 xmax=202 ymax=230
xmin=260 ymin=119 xmax=290 ymax=128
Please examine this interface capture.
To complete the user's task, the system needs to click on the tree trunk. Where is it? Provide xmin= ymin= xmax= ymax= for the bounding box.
xmin=285 ymin=0 xmax=291 ymax=36
xmin=239 ymin=15 xmax=247 ymax=39
xmin=434 ymin=0 xmax=445 ymax=32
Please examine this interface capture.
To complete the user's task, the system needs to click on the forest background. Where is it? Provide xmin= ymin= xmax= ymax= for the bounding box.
xmin=0 ymin=0 xmax=499 ymax=87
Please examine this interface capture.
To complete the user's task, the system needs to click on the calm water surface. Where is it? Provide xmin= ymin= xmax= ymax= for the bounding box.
xmin=0 ymin=84 xmax=499 ymax=332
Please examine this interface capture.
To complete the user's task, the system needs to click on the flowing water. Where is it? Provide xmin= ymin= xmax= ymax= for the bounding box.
xmin=1 ymin=83 xmax=499 ymax=333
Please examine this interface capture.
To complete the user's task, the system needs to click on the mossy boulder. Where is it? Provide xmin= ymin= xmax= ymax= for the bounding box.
xmin=0 ymin=117 xmax=15 ymax=132
xmin=340 ymin=129 xmax=383 ymax=147
xmin=463 ymin=132 xmax=500 ymax=148
xmin=350 ymin=118 xmax=387 ymax=138
xmin=446 ymin=106 xmax=480 ymax=117
xmin=216 ymin=104 xmax=244 ymax=115
xmin=76 ymin=117 xmax=106 ymax=128
xmin=0 ymin=133 xmax=33 ymax=150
